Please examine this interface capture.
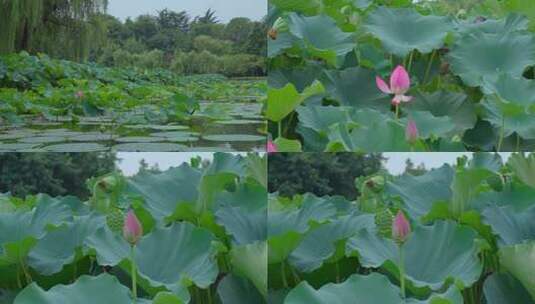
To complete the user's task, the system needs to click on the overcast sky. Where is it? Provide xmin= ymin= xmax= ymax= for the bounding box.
xmin=383 ymin=152 xmax=512 ymax=175
xmin=108 ymin=0 xmax=267 ymax=22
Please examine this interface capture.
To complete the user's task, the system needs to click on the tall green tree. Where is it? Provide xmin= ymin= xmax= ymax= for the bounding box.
xmin=0 ymin=153 xmax=117 ymax=199
xmin=0 ymin=0 xmax=108 ymax=61
xmin=268 ymin=153 xmax=384 ymax=200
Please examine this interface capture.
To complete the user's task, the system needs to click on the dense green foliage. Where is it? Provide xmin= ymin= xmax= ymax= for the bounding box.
xmin=0 ymin=153 xmax=116 ymax=199
xmin=0 ymin=153 xmax=267 ymax=304
xmin=268 ymin=152 xmax=535 ymax=304
xmin=268 ymin=153 xmax=383 ymax=200
xmin=96 ymin=9 xmax=267 ymax=76
xmin=0 ymin=0 xmax=108 ymax=61
xmin=267 ymin=0 xmax=535 ymax=152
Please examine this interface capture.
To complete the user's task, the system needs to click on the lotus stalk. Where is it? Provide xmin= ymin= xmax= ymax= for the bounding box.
xmin=424 ymin=50 xmax=437 ymax=83
xmin=392 ymin=210 xmax=411 ymax=300
xmin=497 ymin=115 xmax=505 ymax=152
xmin=123 ymin=210 xmax=143 ymax=303
xmin=376 ymin=65 xmax=413 ymax=120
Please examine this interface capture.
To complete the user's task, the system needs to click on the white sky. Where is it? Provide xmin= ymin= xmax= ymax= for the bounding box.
xmin=108 ymin=0 xmax=267 ymax=22
xmin=116 ymin=152 xmax=248 ymax=176
xmin=383 ymin=152 xmax=512 ymax=175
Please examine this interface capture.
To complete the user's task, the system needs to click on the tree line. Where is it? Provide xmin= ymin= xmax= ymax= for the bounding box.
xmin=0 ymin=1 xmax=266 ymax=77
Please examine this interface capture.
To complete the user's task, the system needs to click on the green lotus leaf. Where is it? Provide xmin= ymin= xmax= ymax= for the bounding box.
xmin=215 ymin=181 xmax=267 ymax=212
xmin=346 ymin=221 xmax=483 ymax=290
xmin=320 ymin=67 xmax=390 ymax=109
xmin=268 ymin=33 xmax=298 ymax=58
xmin=499 ymin=241 xmax=535 ymax=299
xmin=455 ymin=14 xmax=529 ymax=36
xmin=296 ymin=105 xmax=353 ymax=132
xmin=267 ymin=81 xmax=324 ymax=122
xmin=364 ymin=7 xmax=452 ymax=57
xmin=27 ymin=214 xmax=105 ymax=275
xmin=504 ymin=1 xmax=535 ymax=31
xmin=230 ymin=241 xmax=268 ymax=298
xmin=244 ymin=153 xmax=268 ymax=188
xmin=469 ymin=152 xmax=503 ymax=172
xmin=448 ymin=31 xmax=535 ymax=87
xmin=112 ymin=143 xmax=187 ymax=152
xmin=0 ymin=199 xmax=72 ymax=265
xmin=288 ymin=213 xmax=375 ymax=273
xmin=42 ymin=143 xmax=107 ymax=152
xmin=284 ymin=272 xmax=463 ymax=304
xmin=217 ymin=274 xmax=265 ymax=304
xmin=408 ymin=90 xmax=477 ymax=131
xmin=13 ymin=274 xmax=134 ymax=304
xmin=482 ymin=205 xmax=535 ymax=247
xmin=386 ymin=164 xmax=454 ymax=219
xmin=483 ymin=272 xmax=534 ymax=304
xmin=403 ymin=110 xmax=457 ymax=139
xmin=450 ymin=167 xmax=495 ymax=217
xmin=202 ymin=134 xmax=265 ymax=142
xmin=125 ymin=164 xmax=201 ymax=220
xmin=85 ymin=226 xmax=130 ymax=266
xmin=325 ymin=110 xmax=411 ymax=152
xmin=215 ymin=203 xmax=266 ymax=245
xmin=135 ymin=222 xmax=218 ymax=289
xmin=273 ymin=137 xmax=302 ymax=152
xmin=287 ymin=13 xmax=355 ymax=66
xmin=508 ymin=153 xmax=535 ymax=188
xmin=269 ymin=65 xmax=323 ymax=92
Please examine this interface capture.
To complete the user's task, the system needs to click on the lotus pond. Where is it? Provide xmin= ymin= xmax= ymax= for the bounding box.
xmin=268 ymin=152 xmax=535 ymax=304
xmin=0 ymin=153 xmax=267 ymax=304
xmin=0 ymin=53 xmax=266 ymax=152
xmin=267 ymin=0 xmax=535 ymax=152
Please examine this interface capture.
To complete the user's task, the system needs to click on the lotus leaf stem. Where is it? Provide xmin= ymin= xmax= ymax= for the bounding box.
xmin=424 ymin=50 xmax=437 ymax=83
xmin=407 ymin=51 xmax=414 ymax=74
xmin=278 ymin=120 xmax=282 ymax=138
xmin=207 ymin=287 xmax=213 ymax=304
xmin=395 ymin=104 xmax=400 ymax=120
xmin=131 ymin=245 xmax=137 ymax=303
xmin=497 ymin=116 xmax=505 ymax=152
xmin=399 ymin=245 xmax=406 ymax=301
xmin=281 ymin=262 xmax=288 ymax=288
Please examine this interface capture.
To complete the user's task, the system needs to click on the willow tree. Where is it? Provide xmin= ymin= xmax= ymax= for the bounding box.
xmin=0 ymin=0 xmax=108 ymax=61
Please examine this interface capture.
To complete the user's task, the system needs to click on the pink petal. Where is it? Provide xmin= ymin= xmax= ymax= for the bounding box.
xmin=390 ymin=65 xmax=410 ymax=94
xmin=267 ymin=140 xmax=278 ymax=153
xmin=400 ymin=95 xmax=413 ymax=103
xmin=392 ymin=210 xmax=411 ymax=242
xmin=376 ymin=76 xmax=392 ymax=94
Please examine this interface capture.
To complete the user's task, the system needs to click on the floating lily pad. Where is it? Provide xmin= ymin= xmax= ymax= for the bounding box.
xmin=214 ymin=120 xmax=264 ymax=125
xmin=125 ymin=125 xmax=190 ymax=131
xmin=112 ymin=143 xmax=186 ymax=152
xmin=18 ymin=136 xmax=66 ymax=144
xmin=67 ymin=134 xmax=115 ymax=142
xmin=0 ymin=143 xmax=41 ymax=151
xmin=203 ymin=134 xmax=265 ymax=142
xmin=115 ymin=137 xmax=164 ymax=143
xmin=43 ymin=143 xmax=108 ymax=152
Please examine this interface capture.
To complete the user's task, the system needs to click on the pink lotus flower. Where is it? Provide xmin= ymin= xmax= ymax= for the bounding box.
xmin=267 ymin=140 xmax=277 ymax=153
xmin=123 ymin=210 xmax=143 ymax=245
xmin=376 ymin=65 xmax=413 ymax=105
xmin=75 ymin=91 xmax=84 ymax=99
xmin=405 ymin=119 xmax=419 ymax=144
xmin=392 ymin=210 xmax=410 ymax=243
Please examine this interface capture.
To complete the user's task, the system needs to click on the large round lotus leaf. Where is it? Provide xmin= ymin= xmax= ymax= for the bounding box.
xmin=112 ymin=143 xmax=186 ymax=152
xmin=84 ymin=226 xmax=130 ymax=266
xmin=150 ymin=131 xmax=199 ymax=142
xmin=43 ymin=143 xmax=107 ymax=152
xmin=268 ymin=32 xmax=298 ymax=58
xmin=320 ymin=67 xmax=390 ymax=109
xmin=346 ymin=220 xmax=483 ymax=290
xmin=13 ymin=274 xmax=133 ymax=304
xmin=448 ymin=32 xmax=535 ymax=87
xmin=269 ymin=65 xmax=324 ymax=92
xmin=482 ymin=74 xmax=535 ymax=106
xmin=481 ymin=96 xmax=535 ymax=139
xmin=287 ymin=13 xmax=355 ymax=66
xmin=267 ymin=81 xmax=324 ymax=123
xmin=217 ymin=274 xmax=265 ymax=304
xmin=284 ymin=273 xmax=403 ymax=304
xmin=483 ymin=272 xmax=534 ymax=304
xmin=386 ymin=164 xmax=454 ymax=220
xmin=325 ymin=110 xmax=411 ymax=152
xmin=268 ymin=194 xmax=338 ymax=264
xmin=364 ymin=7 xmax=452 ymax=57
xmin=288 ymin=213 xmax=375 ymax=273
xmin=402 ymin=111 xmax=457 ymax=139
xmin=18 ymin=136 xmax=66 ymax=144
xmin=202 ymin=134 xmax=265 ymax=142
xmin=136 ymin=222 xmax=218 ymax=289
xmin=482 ymin=205 xmax=535 ymax=247
xmin=125 ymin=165 xmax=201 ymax=220
xmin=499 ymin=242 xmax=535 ymax=299
xmin=508 ymin=153 xmax=535 ymax=188
xmin=296 ymin=106 xmax=354 ymax=132
xmin=230 ymin=241 xmax=267 ymax=297
xmin=215 ymin=203 xmax=266 ymax=245
xmin=409 ymin=91 xmax=477 ymax=131
xmin=27 ymin=215 xmax=105 ymax=275
xmin=455 ymin=14 xmax=529 ymax=36
xmin=0 ymin=133 xmax=25 ymax=140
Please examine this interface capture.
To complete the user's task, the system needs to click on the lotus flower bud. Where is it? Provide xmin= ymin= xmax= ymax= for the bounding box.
xmin=392 ymin=210 xmax=410 ymax=244
xmin=267 ymin=140 xmax=277 ymax=153
xmin=123 ymin=210 xmax=143 ymax=245
xmin=405 ymin=119 xmax=419 ymax=144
